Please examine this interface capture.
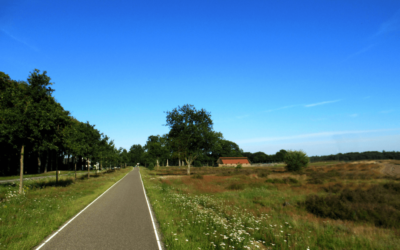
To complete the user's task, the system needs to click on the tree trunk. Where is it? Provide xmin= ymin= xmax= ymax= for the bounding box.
xmin=50 ymin=150 xmax=53 ymax=171
xmin=38 ymin=152 xmax=41 ymax=174
xmin=167 ymin=159 xmax=169 ymax=167
xmin=44 ymin=150 xmax=48 ymax=173
xmin=19 ymin=145 xmax=25 ymax=194
xmin=74 ymin=156 xmax=77 ymax=181
xmin=87 ymin=158 xmax=90 ymax=179
xmin=185 ymin=157 xmax=195 ymax=175
xmin=56 ymin=150 xmax=59 ymax=183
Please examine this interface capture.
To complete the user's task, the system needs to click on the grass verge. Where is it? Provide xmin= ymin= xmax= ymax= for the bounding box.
xmin=0 ymin=167 xmax=132 ymax=250
xmin=0 ymin=170 xmax=106 ymax=181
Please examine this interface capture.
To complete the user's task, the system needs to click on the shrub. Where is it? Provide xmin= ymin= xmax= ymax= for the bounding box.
xmin=304 ymin=183 xmax=400 ymax=228
xmin=228 ymin=183 xmax=245 ymax=190
xmin=236 ymin=164 xmax=242 ymax=169
xmin=265 ymin=177 xmax=299 ymax=184
xmin=192 ymin=174 xmax=203 ymax=179
xmin=284 ymin=150 xmax=309 ymax=172
xmin=307 ymin=178 xmax=324 ymax=184
xmin=258 ymin=170 xmax=269 ymax=178
xmin=148 ymin=162 xmax=155 ymax=170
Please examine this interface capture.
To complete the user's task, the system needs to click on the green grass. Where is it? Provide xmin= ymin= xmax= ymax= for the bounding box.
xmin=0 ymin=167 xmax=132 ymax=249
xmin=0 ymin=170 xmax=105 ymax=181
xmin=142 ymin=166 xmax=400 ymax=250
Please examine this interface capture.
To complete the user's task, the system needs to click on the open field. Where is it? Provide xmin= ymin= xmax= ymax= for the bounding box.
xmin=0 ymin=167 xmax=132 ymax=250
xmin=142 ymin=160 xmax=400 ymax=250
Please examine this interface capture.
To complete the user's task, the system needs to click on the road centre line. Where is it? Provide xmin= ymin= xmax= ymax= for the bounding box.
xmin=139 ymin=167 xmax=163 ymax=250
xmin=35 ymin=169 xmax=133 ymax=250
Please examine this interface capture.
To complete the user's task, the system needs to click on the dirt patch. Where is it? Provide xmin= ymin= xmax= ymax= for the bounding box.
xmin=380 ymin=163 xmax=400 ymax=178
xmin=157 ymin=175 xmax=185 ymax=179
xmin=268 ymin=173 xmax=307 ymax=181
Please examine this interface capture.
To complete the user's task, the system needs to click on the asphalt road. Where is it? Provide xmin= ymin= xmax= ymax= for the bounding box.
xmin=35 ymin=168 xmax=161 ymax=250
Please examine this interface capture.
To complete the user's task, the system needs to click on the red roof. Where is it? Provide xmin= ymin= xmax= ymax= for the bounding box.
xmin=219 ymin=157 xmax=250 ymax=164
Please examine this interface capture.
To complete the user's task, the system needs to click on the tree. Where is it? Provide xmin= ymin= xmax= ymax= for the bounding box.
xmin=275 ymin=149 xmax=288 ymax=162
xmin=0 ymin=70 xmax=57 ymax=193
xmin=129 ymin=144 xmax=144 ymax=166
xmin=165 ymin=104 xmax=219 ymax=175
xmin=284 ymin=150 xmax=309 ymax=172
xmin=211 ymin=139 xmax=241 ymax=158
xmin=144 ymin=135 xmax=170 ymax=168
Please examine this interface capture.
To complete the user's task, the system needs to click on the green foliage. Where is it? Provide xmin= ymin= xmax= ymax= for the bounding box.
xmin=0 ymin=70 xmax=122 ymax=176
xmin=304 ymin=183 xmax=400 ymax=228
xmin=148 ymin=162 xmax=155 ymax=170
xmin=165 ymin=104 xmax=221 ymax=169
xmin=129 ymin=144 xmax=144 ymax=165
xmin=191 ymin=174 xmax=203 ymax=179
xmin=227 ymin=183 xmax=245 ymax=190
xmin=236 ymin=164 xmax=242 ymax=169
xmin=194 ymin=161 xmax=202 ymax=167
xmin=284 ymin=150 xmax=309 ymax=172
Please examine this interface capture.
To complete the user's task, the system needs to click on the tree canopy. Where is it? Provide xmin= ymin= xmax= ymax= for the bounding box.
xmin=0 ymin=70 xmax=126 ymax=191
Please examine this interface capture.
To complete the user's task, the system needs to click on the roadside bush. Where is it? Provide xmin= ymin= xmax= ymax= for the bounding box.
xmin=148 ymin=163 xmax=155 ymax=170
xmin=284 ymin=150 xmax=309 ymax=172
xmin=236 ymin=164 xmax=243 ymax=169
xmin=304 ymin=183 xmax=400 ymax=228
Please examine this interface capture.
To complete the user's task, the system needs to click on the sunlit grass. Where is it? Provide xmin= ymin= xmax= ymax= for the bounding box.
xmin=0 ymin=170 xmax=105 ymax=181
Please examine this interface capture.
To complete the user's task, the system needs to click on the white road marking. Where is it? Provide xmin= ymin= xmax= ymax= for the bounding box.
xmin=139 ymin=167 xmax=163 ymax=250
xmin=35 ymin=169 xmax=133 ymax=250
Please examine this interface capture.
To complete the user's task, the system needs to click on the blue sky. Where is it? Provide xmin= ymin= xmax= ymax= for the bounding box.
xmin=1 ymin=0 xmax=399 ymax=156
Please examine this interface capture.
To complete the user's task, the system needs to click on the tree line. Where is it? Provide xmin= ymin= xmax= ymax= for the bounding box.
xmin=0 ymin=70 xmax=129 ymax=193
xmin=124 ymin=104 xmax=290 ymax=172
xmin=309 ymin=151 xmax=400 ymax=162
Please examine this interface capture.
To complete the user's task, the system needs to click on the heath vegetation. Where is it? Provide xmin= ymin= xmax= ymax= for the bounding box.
xmin=142 ymin=160 xmax=400 ymax=249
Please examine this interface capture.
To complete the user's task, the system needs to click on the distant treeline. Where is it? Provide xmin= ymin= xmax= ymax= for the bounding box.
xmin=242 ymin=150 xmax=288 ymax=164
xmin=309 ymin=151 xmax=400 ymax=162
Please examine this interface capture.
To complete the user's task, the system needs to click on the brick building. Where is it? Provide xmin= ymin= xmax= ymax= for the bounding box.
xmin=217 ymin=157 xmax=251 ymax=167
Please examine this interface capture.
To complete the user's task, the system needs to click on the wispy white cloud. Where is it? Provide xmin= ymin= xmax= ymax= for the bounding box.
xmin=304 ymin=99 xmax=341 ymax=108
xmin=263 ymin=104 xmax=299 ymax=113
xmin=381 ymin=110 xmax=394 ymax=114
xmin=237 ymin=128 xmax=400 ymax=144
xmin=375 ymin=9 xmax=400 ymax=36
xmin=344 ymin=44 xmax=375 ymax=61
xmin=0 ymin=28 xmax=38 ymax=51
xmin=349 ymin=114 xmax=358 ymax=117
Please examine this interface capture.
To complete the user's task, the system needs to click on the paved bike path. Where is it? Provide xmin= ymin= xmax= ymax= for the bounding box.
xmin=36 ymin=168 xmax=160 ymax=250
